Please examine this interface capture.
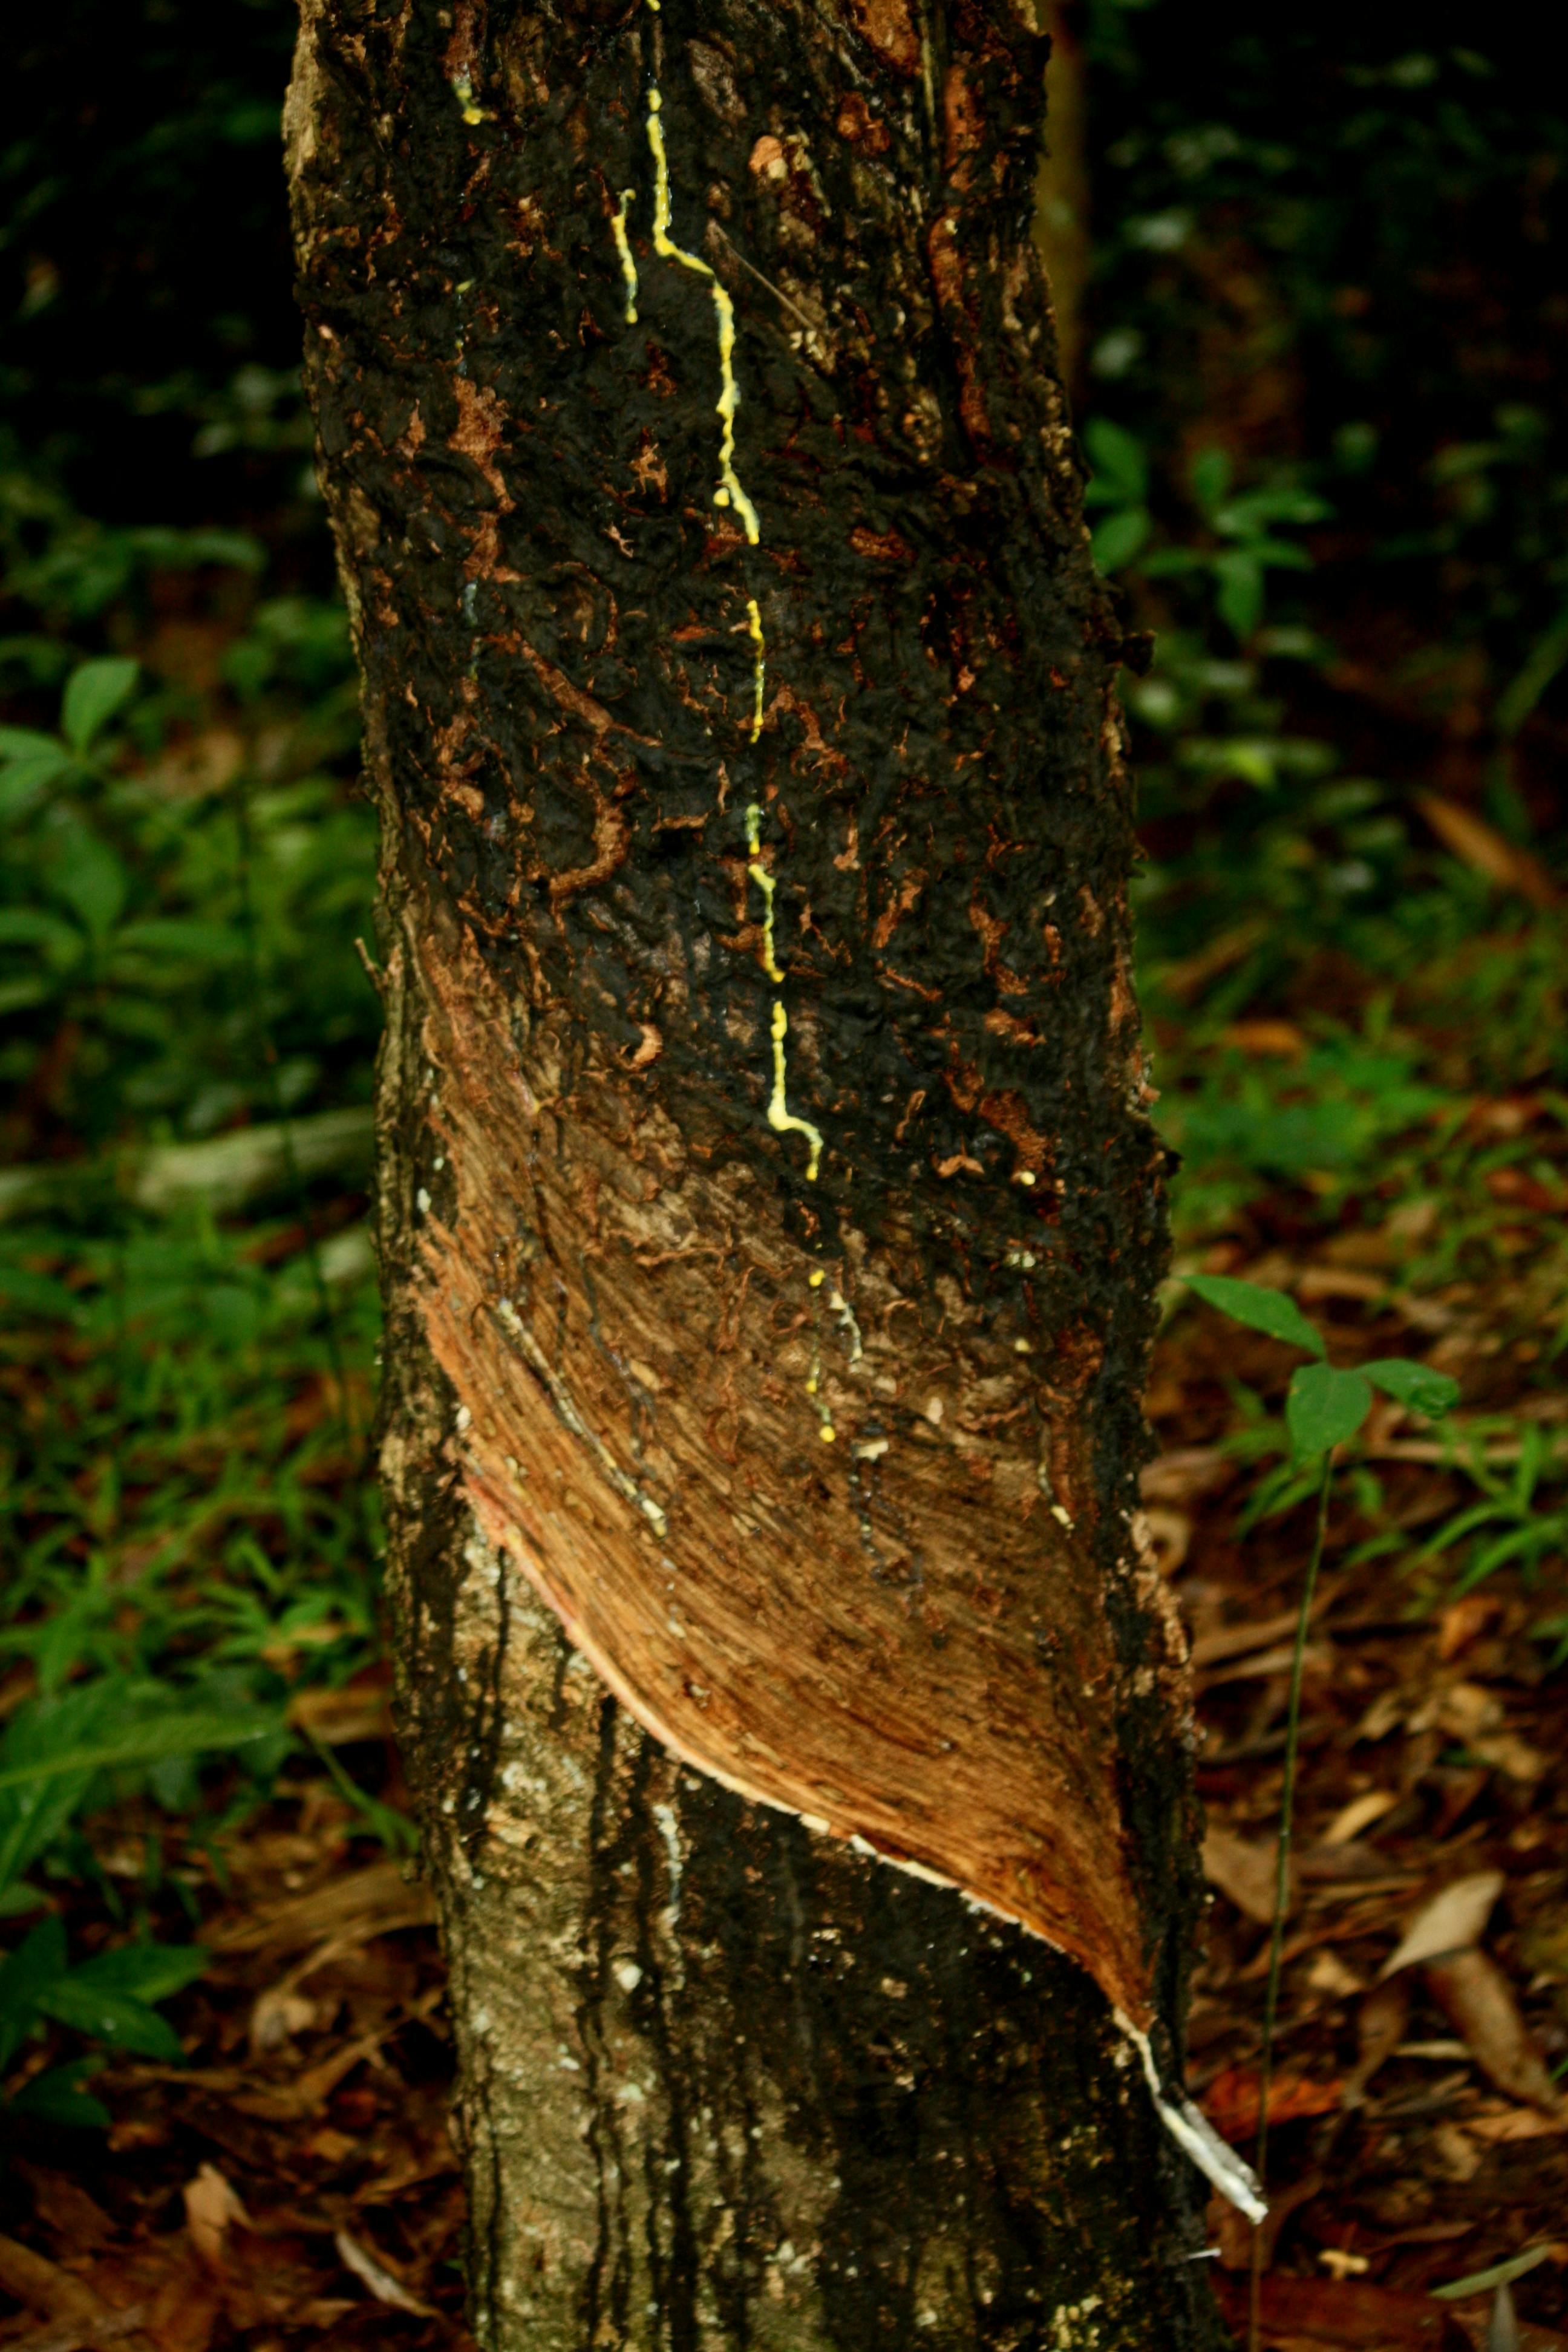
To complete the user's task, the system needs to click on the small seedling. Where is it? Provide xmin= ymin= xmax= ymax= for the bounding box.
xmin=1184 ymin=1275 xmax=1459 ymax=2351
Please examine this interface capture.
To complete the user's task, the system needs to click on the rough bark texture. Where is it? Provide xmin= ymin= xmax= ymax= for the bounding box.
xmin=288 ymin=0 xmax=1223 ymax=2343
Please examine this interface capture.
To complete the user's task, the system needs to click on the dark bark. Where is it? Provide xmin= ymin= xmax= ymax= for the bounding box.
xmin=288 ymin=1 xmax=1233 ymax=2342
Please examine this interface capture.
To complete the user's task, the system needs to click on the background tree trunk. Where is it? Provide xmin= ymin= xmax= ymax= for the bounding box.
xmin=289 ymin=0 xmax=1230 ymax=2342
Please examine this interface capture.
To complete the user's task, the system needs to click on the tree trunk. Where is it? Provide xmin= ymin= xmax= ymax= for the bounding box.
xmin=287 ymin=2 xmax=1241 ymax=2343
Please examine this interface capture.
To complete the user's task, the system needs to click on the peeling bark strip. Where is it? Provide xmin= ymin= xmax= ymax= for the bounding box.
xmin=291 ymin=0 xmax=1232 ymax=2334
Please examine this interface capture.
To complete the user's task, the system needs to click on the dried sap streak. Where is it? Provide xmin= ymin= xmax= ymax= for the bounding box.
xmin=745 ymin=804 xmax=826 ymax=1191
xmin=624 ymin=15 xmax=822 ymax=1191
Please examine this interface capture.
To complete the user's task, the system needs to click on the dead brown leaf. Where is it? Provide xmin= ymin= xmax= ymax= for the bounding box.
xmin=1382 ymin=1873 xmax=1504 ymax=1976
xmin=181 ymin=2166 xmax=250 ymax=2273
xmin=1414 ymin=792 xmax=1558 ymax=909
xmin=1201 ymin=2065 xmax=1342 ymax=2141
xmin=335 ymin=2229 xmax=435 ymax=2318
xmin=1214 ymin=2267 xmax=1467 ymax=2347
xmin=1324 ymin=1791 xmax=1400 ymax=1846
xmin=1204 ymin=1823 xmax=1288 ymax=1924
xmin=287 ymin=1685 xmax=394 ymax=1746
xmin=207 ymin=1857 xmax=434 ymax=1954
xmin=1425 ymin=1949 xmax=1563 ymax=2111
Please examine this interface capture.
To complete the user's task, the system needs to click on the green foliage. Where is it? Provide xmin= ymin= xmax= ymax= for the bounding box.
xmin=1184 ymin=1273 xmax=1325 ymax=1357
xmin=1186 ymin=1279 xmax=1454 ymax=1464
xmin=0 ymin=1679 xmax=281 ymax=2120
xmin=1419 ymin=1423 xmax=1568 ymax=1603
xmin=1285 ymin=1362 xmax=1373 ymax=1462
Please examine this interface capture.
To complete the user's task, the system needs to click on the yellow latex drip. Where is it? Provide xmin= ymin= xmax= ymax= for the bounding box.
xmin=644 ymin=91 xmax=762 ymax=546
xmin=745 ymin=805 xmax=823 ymax=1184
xmin=610 ymin=189 xmax=639 ymax=322
xmin=744 ymin=802 xmax=784 ymax=982
xmin=744 ymin=596 xmax=765 ymax=741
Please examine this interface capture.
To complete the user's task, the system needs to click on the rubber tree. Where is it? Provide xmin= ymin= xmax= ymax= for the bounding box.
xmin=287 ymin=1 xmax=1252 ymax=2344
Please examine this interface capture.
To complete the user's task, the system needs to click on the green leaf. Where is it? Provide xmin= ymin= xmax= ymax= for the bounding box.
xmin=37 ymin=1978 xmax=185 ymax=2060
xmin=0 ymin=1263 xmax=82 ymax=1320
xmin=0 ymin=907 xmax=85 ymax=959
xmin=1495 ymin=604 xmax=1568 ymax=738
xmin=1214 ymin=549 xmax=1266 ymax=638
xmin=50 ymin=827 xmax=128 ymax=943
xmin=0 ymin=1912 xmax=67 ymax=2068
xmin=1364 ymin=1359 xmax=1461 ymax=1419
xmin=4 ymin=2058 xmax=110 ymax=2130
xmin=1432 ymin=2247 xmax=1557 ymax=2302
xmin=1287 ymin=1362 xmax=1374 ymax=1460
xmin=1184 ymin=1275 xmax=1327 ymax=1357
xmin=1091 ymin=507 xmax=1152 ymax=572
xmin=0 ymin=747 xmax=76 ymax=820
xmin=0 ymin=1708 xmax=280 ymax=1798
xmin=0 ymin=1881 xmax=47 ymax=1918
xmin=0 ymin=727 xmax=62 ymax=759
xmin=0 ymin=1689 xmax=281 ymax=1898
xmin=1082 ymin=417 xmax=1149 ymax=507
xmin=111 ymin=918 xmax=246 ymax=964
xmin=60 ymin=658 xmax=139 ymax=754
xmin=70 ymin=1941 xmax=207 ymax=2004
xmin=1189 ymin=445 xmax=1232 ymax=513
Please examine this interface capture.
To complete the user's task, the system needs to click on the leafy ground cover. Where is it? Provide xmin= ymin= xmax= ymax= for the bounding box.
xmin=2 ymin=1 xmax=1566 ymax=2344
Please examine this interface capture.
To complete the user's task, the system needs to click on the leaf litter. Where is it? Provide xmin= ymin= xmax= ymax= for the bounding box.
xmin=1165 ymin=1209 xmax=1568 ymax=2348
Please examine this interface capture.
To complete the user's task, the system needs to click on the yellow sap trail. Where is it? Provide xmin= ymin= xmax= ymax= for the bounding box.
xmin=610 ymin=189 xmax=639 ymax=322
xmin=745 ymin=597 xmax=765 ymax=741
xmin=768 ymin=1002 xmax=825 ymax=1185
xmin=644 ymin=91 xmax=762 ymax=546
xmin=744 ymin=801 xmax=784 ymax=982
xmin=622 ymin=8 xmax=763 ymax=740
xmin=745 ymin=805 xmax=825 ymax=1186
xmin=635 ymin=10 xmax=817 ymax=1198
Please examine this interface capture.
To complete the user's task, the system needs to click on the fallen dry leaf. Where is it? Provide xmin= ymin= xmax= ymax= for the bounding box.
xmin=208 ymin=1857 xmax=435 ymax=1954
xmin=1191 ymin=1606 xmax=1317 ymax=1669
xmin=1425 ymin=1949 xmax=1563 ymax=2111
xmin=182 ymin=2165 xmax=251 ymax=2273
xmin=335 ymin=2228 xmax=434 ymax=2318
xmin=1204 ymin=1824 xmax=1287 ymax=1926
xmin=248 ymin=1983 xmax=321 ymax=2059
xmin=1307 ymin=1949 xmax=1367 ymax=1999
xmin=1345 ymin=1975 xmax=1411 ymax=2106
xmin=0 ymin=2234 xmax=119 ymax=2334
xmin=1213 ymin=2267 xmax=1464 ymax=2348
xmin=1201 ymin=2065 xmax=1342 ymax=2142
xmin=1437 ymin=1595 xmax=1504 ymax=1662
xmin=287 ymin=1684 xmax=394 ymax=1745
xmin=1410 ymin=1681 xmax=1505 ymax=1742
xmin=1140 ymin=1445 xmax=1234 ymax=1505
xmin=1467 ymin=2103 xmax=1568 ymax=2144
xmin=1428 ymin=2120 xmax=1484 ymax=2182
xmin=1414 ymin=792 xmax=1558 ymax=909
xmin=1324 ymin=1789 xmax=1400 ymax=1847
xmin=1472 ymin=1733 xmax=1550 ymax=1784
xmin=1382 ymin=1872 xmax=1504 ymax=1976
xmin=147 ymin=2259 xmax=223 ymax=2352
xmin=1223 ymin=1018 xmax=1307 ymax=1057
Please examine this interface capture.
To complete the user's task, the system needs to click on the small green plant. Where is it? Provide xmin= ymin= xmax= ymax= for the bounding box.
xmin=1417 ymin=1419 xmax=1568 ymax=1597
xmin=1183 ymin=1275 xmax=1459 ymax=2334
xmin=0 ymin=1678 xmax=278 ymax=2126
xmin=1082 ymin=420 xmax=1331 ymax=641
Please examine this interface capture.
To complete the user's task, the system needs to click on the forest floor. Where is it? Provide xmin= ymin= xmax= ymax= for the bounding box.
xmin=2 ymin=593 xmax=1566 ymax=2351
xmin=4 ymin=1134 xmax=1566 ymax=2352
